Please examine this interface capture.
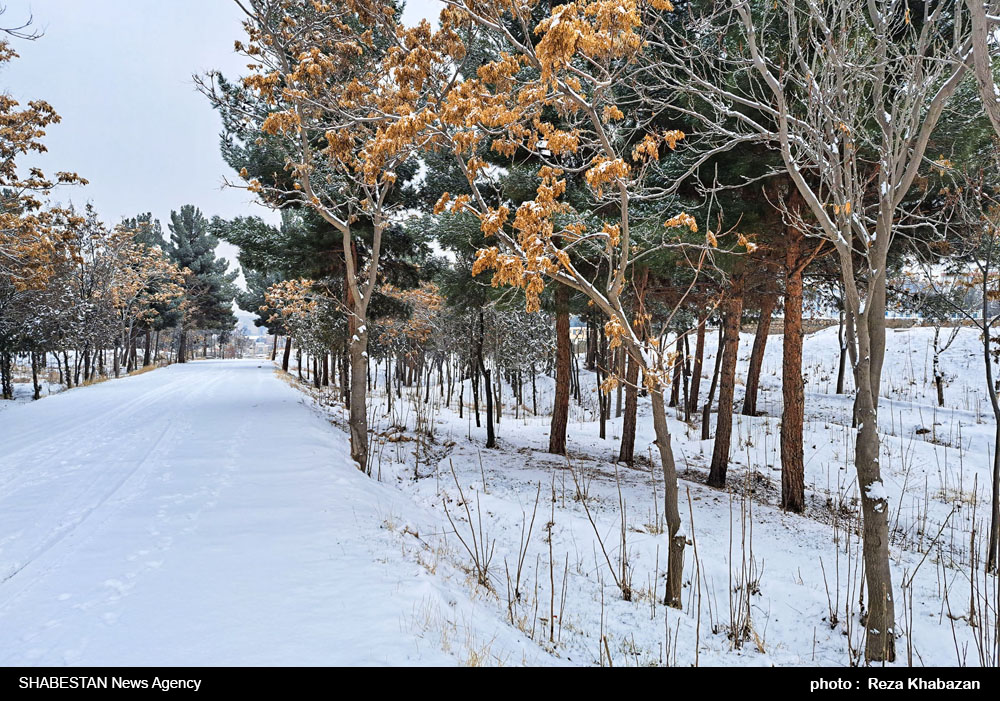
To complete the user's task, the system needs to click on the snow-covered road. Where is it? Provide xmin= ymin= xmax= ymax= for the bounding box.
xmin=0 ymin=360 xmax=459 ymax=666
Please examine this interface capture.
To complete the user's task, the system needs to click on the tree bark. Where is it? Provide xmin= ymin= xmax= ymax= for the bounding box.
xmin=836 ymin=307 xmax=848 ymax=394
xmin=348 ymin=336 xmax=369 ymax=468
xmin=281 ymin=336 xmax=291 ymax=372
xmin=618 ymin=352 xmax=640 ymax=465
xmin=549 ymin=283 xmax=571 ymax=455
xmin=0 ymin=352 xmax=12 ymax=399
xmin=478 ymin=310 xmax=496 ymax=449
xmin=614 ymin=347 xmax=623 ymax=418
xmin=688 ymin=314 xmax=706 ymax=416
xmin=472 ymin=359 xmax=481 ymax=427
xmin=708 ymin=287 xmax=744 ymax=487
xmin=701 ymin=323 xmax=724 ymax=441
xmin=989 ymin=421 xmax=1000 ymax=573
xmin=854 ymin=352 xmax=895 ymax=663
xmin=650 ymin=384 xmax=684 ymax=608
xmin=981 ymin=298 xmax=1000 ymax=572
xmin=742 ymin=294 xmax=775 ymax=416
xmin=781 ymin=233 xmax=806 ymax=513
xmin=669 ymin=335 xmax=683 ymax=407
xmin=30 ymin=351 xmax=41 ymax=400
xmin=853 ymin=216 xmax=896 ymax=663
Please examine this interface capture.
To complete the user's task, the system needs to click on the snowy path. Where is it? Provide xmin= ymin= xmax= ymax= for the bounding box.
xmin=0 ymin=361 xmax=460 ymax=666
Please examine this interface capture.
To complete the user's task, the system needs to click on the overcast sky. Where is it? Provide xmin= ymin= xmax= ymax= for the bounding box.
xmin=1 ymin=0 xmax=443 ymax=289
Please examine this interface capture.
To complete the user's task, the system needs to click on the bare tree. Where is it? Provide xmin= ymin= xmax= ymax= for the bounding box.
xmin=652 ymin=0 xmax=972 ymax=661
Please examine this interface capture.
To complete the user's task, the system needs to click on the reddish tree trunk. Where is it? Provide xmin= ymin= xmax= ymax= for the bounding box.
xmin=781 ymin=232 xmax=805 ymax=513
xmin=708 ymin=284 xmax=744 ymax=488
xmin=549 ymin=283 xmax=571 ymax=455
xmin=742 ymin=293 xmax=776 ymax=416
xmin=687 ymin=314 xmax=706 ymax=416
xmin=618 ymin=352 xmax=640 ymax=465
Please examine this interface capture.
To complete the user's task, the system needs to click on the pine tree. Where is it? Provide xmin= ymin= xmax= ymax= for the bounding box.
xmin=167 ymin=205 xmax=237 ymax=363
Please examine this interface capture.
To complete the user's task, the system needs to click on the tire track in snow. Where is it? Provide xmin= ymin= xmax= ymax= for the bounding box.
xmin=0 ymin=368 xmax=196 ymax=493
xmin=0 ymin=366 xmax=229 ymax=596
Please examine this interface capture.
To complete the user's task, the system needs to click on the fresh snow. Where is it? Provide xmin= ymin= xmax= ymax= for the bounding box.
xmin=2 ymin=323 xmax=998 ymax=667
xmin=0 ymin=361 xmax=541 ymax=666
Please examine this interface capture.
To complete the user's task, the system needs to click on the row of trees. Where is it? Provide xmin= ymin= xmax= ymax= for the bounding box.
xmin=0 ymin=35 xmax=240 ymax=398
xmin=204 ymin=0 xmax=1000 ymax=663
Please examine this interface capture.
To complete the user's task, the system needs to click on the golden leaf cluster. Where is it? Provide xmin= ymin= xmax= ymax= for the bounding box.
xmin=663 ymin=212 xmax=698 ymax=232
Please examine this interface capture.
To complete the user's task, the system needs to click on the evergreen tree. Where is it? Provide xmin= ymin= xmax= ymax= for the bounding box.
xmin=167 ymin=205 xmax=237 ymax=362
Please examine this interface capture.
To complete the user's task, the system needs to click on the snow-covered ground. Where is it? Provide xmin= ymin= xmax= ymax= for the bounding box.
xmin=1 ymin=325 xmax=997 ymax=667
xmin=299 ymin=324 xmax=1000 ymax=667
xmin=0 ymin=360 xmax=543 ymax=666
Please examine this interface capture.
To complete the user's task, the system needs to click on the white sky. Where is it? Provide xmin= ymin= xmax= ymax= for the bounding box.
xmin=1 ymin=1 xmax=272 ymax=273
xmin=1 ymin=0 xmax=442 ymax=294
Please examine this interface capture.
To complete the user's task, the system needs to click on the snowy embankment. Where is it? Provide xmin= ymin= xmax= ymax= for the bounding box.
xmin=0 ymin=360 xmax=540 ymax=666
xmin=299 ymin=324 xmax=998 ymax=667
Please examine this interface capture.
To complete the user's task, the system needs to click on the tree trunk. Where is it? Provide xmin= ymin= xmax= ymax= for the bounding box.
xmin=348 ymin=335 xmax=369 ymax=469
xmin=618 ymin=352 xmax=640 ymax=465
xmin=854 ymin=354 xmax=895 ymax=663
xmin=615 ymin=347 xmax=623 ymax=418
xmin=143 ymin=328 xmax=152 ymax=367
xmin=549 ymin=283 xmax=571 ymax=455
xmin=836 ymin=308 xmax=848 ymax=394
xmin=981 ymin=309 xmax=1000 ymax=572
xmin=682 ymin=333 xmax=692 ymax=423
xmin=0 ymin=352 xmax=12 ymax=400
xmin=855 ymin=212 xmax=896 ymax=662
xmin=31 ymin=351 xmax=41 ymax=400
xmin=742 ymin=294 xmax=775 ymax=416
xmin=988 ymin=421 xmax=1000 ymax=573
xmin=934 ymin=351 xmax=945 ymax=407
xmin=281 ymin=336 xmax=291 ymax=372
xmin=586 ymin=318 xmax=597 ymax=371
xmin=478 ymin=311 xmax=496 ymax=449
xmin=781 ymin=235 xmax=806 ymax=513
xmin=669 ymin=335 xmax=683 ymax=407
xmin=650 ymin=383 xmax=684 ymax=608
xmin=597 ymin=325 xmax=607 ymax=440
xmin=701 ymin=323 xmax=724 ymax=441
xmin=178 ymin=330 xmax=188 ymax=364
xmin=271 ymin=334 xmax=278 ymax=362
xmin=61 ymin=351 xmax=71 ymax=388
xmin=708 ymin=289 xmax=744 ymax=488
xmin=472 ymin=360 xmax=481 ymax=427
xmin=688 ymin=314 xmax=706 ymax=416
xmin=531 ymin=364 xmax=537 ymax=416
